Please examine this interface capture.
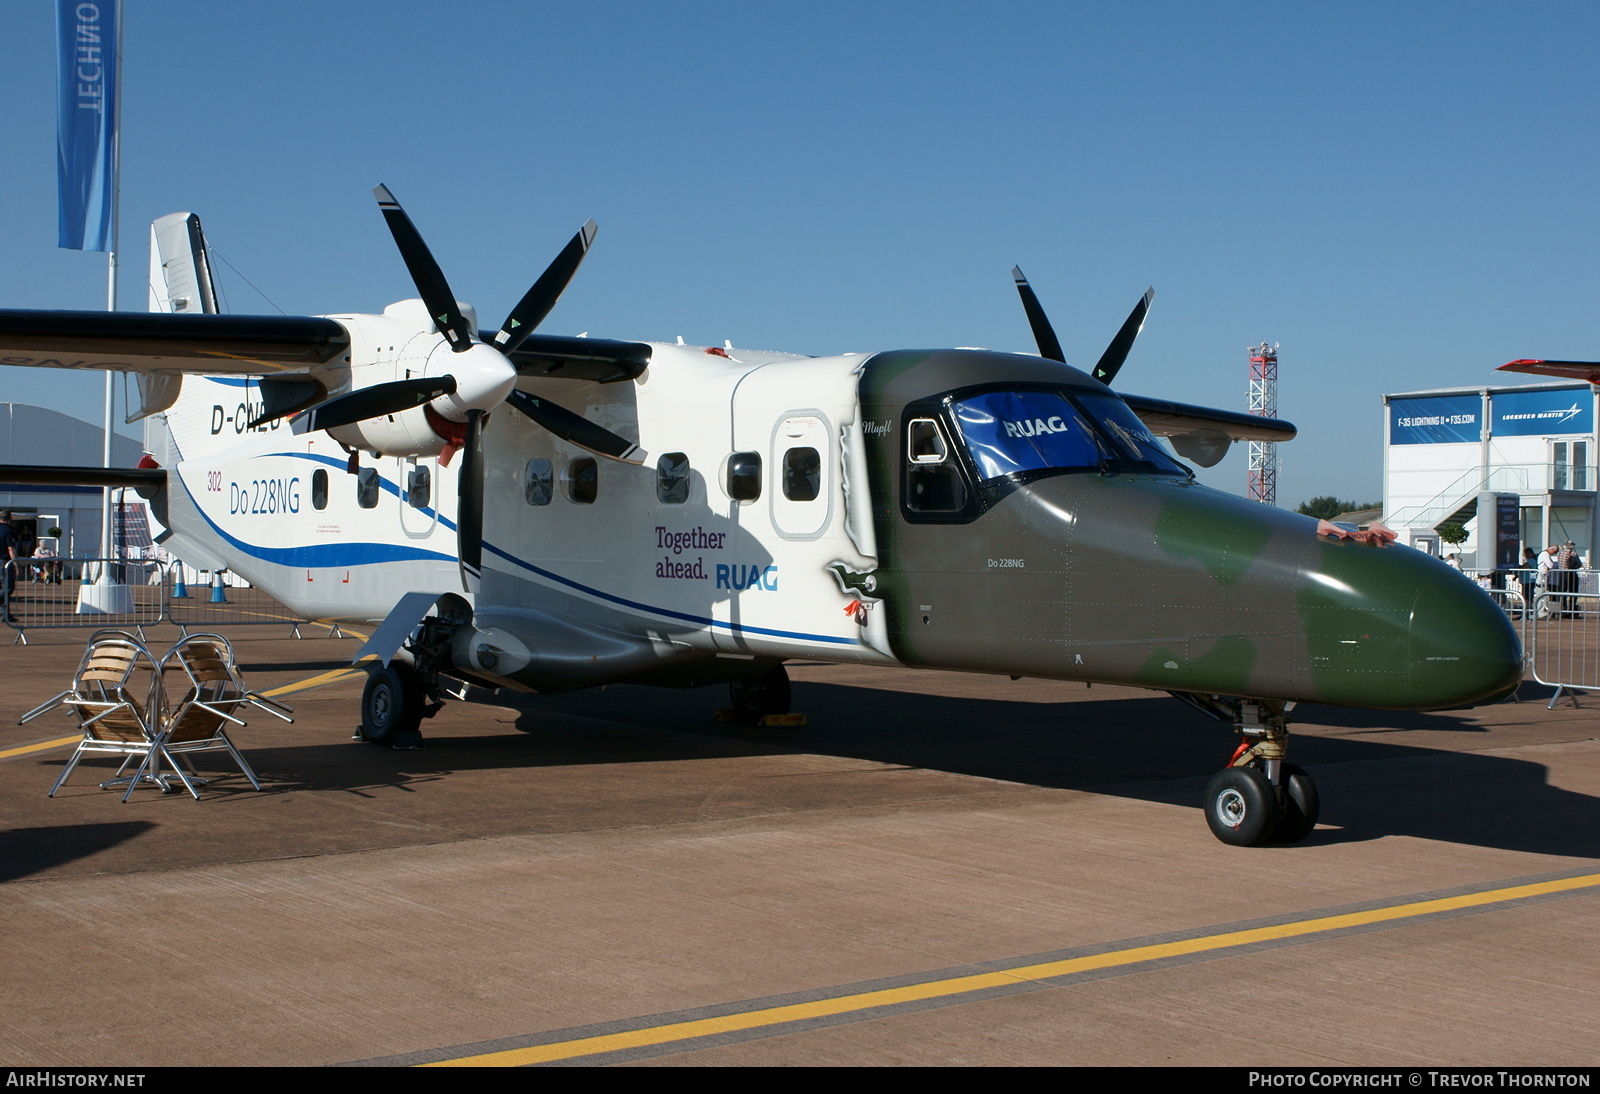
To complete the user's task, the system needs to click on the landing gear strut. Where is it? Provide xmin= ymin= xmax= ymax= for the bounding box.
xmin=358 ymin=609 xmax=464 ymax=749
xmin=727 ymin=664 xmax=792 ymax=723
xmin=1182 ymin=695 xmax=1321 ymax=846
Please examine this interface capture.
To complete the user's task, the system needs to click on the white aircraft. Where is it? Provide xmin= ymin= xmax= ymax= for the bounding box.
xmin=0 ymin=188 xmax=1523 ymax=846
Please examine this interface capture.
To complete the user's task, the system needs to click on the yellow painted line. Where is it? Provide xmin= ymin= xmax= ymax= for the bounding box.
xmin=261 ymin=666 xmax=365 ymax=699
xmin=424 ymin=871 xmax=1600 ymax=1067
xmin=0 ymin=736 xmax=80 ymax=760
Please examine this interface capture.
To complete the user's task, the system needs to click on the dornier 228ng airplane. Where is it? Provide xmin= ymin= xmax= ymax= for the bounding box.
xmin=0 ymin=187 xmax=1523 ymax=846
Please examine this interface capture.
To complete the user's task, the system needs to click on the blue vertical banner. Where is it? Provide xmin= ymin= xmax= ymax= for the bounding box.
xmin=56 ymin=0 xmax=120 ymax=252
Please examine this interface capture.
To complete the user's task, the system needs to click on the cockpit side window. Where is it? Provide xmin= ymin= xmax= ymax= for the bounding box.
xmin=905 ymin=418 xmax=968 ymax=513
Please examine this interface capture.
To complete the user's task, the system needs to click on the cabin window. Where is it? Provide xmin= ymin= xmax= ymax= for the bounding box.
xmin=726 ymin=452 xmax=762 ymax=501
xmin=782 ymin=447 xmax=820 ymax=502
xmin=656 ymin=453 xmax=690 ymax=504
xmin=406 ymin=465 xmax=431 ymax=510
xmin=563 ymin=457 xmax=598 ymax=504
xmin=311 ymin=469 xmax=328 ymax=511
xmin=905 ymin=419 xmax=967 ymax=512
xmin=356 ymin=467 xmax=380 ymax=509
xmin=524 ymin=458 xmax=553 ymax=505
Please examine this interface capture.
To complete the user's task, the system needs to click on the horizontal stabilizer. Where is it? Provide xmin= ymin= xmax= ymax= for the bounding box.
xmin=1498 ymin=359 xmax=1600 ymax=384
xmin=0 ymin=310 xmax=348 ymax=373
xmin=0 ymin=464 xmax=166 ymax=499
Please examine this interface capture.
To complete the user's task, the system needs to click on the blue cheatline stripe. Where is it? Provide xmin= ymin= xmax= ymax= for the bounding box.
xmin=181 ymin=455 xmax=859 ymax=647
xmin=481 ymin=541 xmax=858 ymax=646
xmin=178 ymin=460 xmax=456 ymax=568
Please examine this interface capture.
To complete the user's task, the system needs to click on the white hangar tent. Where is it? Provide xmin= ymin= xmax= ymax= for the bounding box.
xmin=0 ymin=403 xmax=146 ymax=559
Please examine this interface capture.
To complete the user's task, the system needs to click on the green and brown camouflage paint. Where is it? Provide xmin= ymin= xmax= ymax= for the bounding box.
xmin=854 ymin=349 xmax=1521 ymax=711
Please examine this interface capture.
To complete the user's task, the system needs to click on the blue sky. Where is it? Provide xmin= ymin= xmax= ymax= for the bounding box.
xmin=2 ymin=2 xmax=1597 ymax=506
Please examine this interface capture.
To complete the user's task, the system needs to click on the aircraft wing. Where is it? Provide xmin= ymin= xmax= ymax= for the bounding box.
xmin=0 ymin=309 xmax=655 ymax=384
xmin=1121 ymin=393 xmax=1296 ymax=442
xmin=0 ymin=309 xmax=351 ymax=373
xmin=1120 ymin=393 xmax=1296 ymax=469
xmin=1498 ymin=359 xmax=1600 ymax=384
xmin=494 ymin=332 xmax=652 ymax=384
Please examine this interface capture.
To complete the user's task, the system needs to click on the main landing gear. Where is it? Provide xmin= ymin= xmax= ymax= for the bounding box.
xmin=360 ymin=663 xmax=427 ymax=749
xmin=725 ymin=664 xmax=792 ymax=724
xmin=358 ymin=613 xmax=461 ymax=749
xmin=1183 ymin=696 xmax=1320 ymax=846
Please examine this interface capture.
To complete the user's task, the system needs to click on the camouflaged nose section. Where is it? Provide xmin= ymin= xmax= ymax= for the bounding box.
xmin=854 ymin=348 xmax=1523 ymax=709
xmin=1299 ymin=542 xmax=1523 ymax=709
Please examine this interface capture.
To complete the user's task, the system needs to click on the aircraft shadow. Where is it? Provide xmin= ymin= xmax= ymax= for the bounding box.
xmin=0 ymin=822 xmax=155 ymax=882
xmin=510 ymin=680 xmax=1600 ymax=859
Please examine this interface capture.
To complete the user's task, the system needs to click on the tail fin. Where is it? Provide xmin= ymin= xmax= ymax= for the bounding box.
xmin=135 ymin=213 xmax=222 ymax=440
xmin=143 ymin=214 xmax=292 ymax=463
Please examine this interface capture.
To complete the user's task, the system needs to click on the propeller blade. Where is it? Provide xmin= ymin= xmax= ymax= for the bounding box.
xmin=492 ymin=220 xmax=598 ymax=355
xmin=458 ymin=409 xmax=484 ymax=595
xmin=1091 ymin=288 xmax=1154 ymax=386
xmin=291 ymin=376 xmax=457 ymax=433
xmin=373 ymin=184 xmax=475 ymax=352
xmin=1011 ymin=266 xmax=1065 ymax=364
xmin=506 ymin=389 xmax=643 ymax=464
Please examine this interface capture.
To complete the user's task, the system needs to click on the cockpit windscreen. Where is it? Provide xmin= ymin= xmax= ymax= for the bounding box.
xmin=951 ymin=391 xmax=1107 ymax=479
xmin=949 ymin=388 xmax=1187 ymax=481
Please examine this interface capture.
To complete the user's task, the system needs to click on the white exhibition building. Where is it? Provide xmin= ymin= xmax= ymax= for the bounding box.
xmin=1383 ymin=380 xmax=1595 ymax=569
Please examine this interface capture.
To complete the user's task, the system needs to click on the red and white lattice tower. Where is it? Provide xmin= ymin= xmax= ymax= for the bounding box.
xmin=1247 ymin=342 xmax=1279 ymax=505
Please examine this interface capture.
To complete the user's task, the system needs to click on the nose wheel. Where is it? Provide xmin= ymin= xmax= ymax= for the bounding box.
xmin=1184 ymin=696 xmax=1321 ymax=846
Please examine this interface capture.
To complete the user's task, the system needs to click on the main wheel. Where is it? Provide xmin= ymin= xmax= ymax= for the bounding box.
xmin=361 ymin=662 xmax=424 ymax=746
xmin=1204 ymin=765 xmax=1278 ymax=846
xmin=728 ymin=664 xmax=791 ymax=722
xmin=1270 ymin=763 xmax=1320 ymax=842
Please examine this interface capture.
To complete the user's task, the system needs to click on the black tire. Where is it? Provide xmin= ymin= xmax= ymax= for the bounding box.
xmin=361 ymin=662 xmax=423 ymax=745
xmin=1271 ymin=763 xmax=1320 ymax=843
xmin=1204 ymin=765 xmax=1278 ymax=846
xmin=728 ymin=664 xmax=791 ymax=722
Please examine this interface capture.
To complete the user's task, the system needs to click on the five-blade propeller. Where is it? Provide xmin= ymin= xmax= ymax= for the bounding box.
xmin=344 ymin=187 xmax=619 ymax=593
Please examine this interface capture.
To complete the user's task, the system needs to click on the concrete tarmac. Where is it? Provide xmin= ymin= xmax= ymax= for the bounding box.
xmin=1 ymin=623 xmax=1596 ymax=1066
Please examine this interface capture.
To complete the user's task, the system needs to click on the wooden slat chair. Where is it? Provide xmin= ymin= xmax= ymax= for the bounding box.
xmin=21 ymin=630 xmax=168 ymax=801
xmin=155 ymin=633 xmax=293 ymax=798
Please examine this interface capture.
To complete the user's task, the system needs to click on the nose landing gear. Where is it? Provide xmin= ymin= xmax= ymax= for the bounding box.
xmin=1181 ymin=695 xmax=1321 ymax=846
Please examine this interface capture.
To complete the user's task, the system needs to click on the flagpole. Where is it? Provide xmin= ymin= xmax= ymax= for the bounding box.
xmin=98 ymin=0 xmax=121 ymax=578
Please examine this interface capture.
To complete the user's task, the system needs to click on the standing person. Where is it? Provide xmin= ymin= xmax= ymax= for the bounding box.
xmin=1520 ymin=547 xmax=1539 ymax=617
xmin=1537 ymin=544 xmax=1559 ymax=617
xmin=0 ymin=512 xmax=16 ymax=623
xmin=1561 ymin=540 xmax=1583 ymax=616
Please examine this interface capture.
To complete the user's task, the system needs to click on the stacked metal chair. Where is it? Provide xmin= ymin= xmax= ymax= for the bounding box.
xmin=24 ymin=630 xmax=168 ymax=801
xmin=22 ymin=629 xmax=292 ymax=800
xmin=156 ymin=633 xmax=293 ymax=798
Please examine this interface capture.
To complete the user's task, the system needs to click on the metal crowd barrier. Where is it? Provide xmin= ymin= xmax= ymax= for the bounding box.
xmin=163 ymin=561 xmax=344 ymax=638
xmin=1 ymin=558 xmax=344 ymax=642
xmin=1527 ymin=591 xmax=1600 ymax=708
xmin=2 ymin=557 xmax=166 ymax=644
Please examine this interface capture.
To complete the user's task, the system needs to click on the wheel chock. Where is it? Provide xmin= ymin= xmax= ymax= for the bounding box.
xmin=713 ymin=709 xmax=807 ymax=727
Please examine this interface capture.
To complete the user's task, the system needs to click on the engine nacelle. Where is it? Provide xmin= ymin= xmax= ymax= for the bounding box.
xmin=326 ymin=404 xmax=453 ymax=458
